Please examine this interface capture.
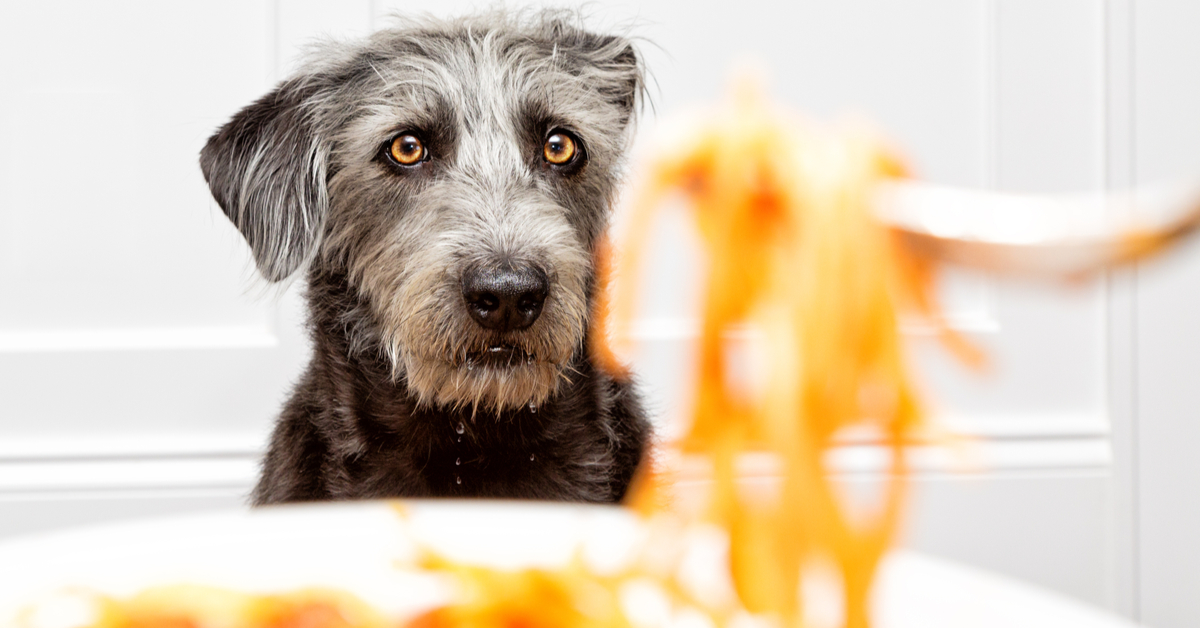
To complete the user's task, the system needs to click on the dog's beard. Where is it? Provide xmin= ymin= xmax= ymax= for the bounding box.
xmin=400 ymin=348 xmax=569 ymax=413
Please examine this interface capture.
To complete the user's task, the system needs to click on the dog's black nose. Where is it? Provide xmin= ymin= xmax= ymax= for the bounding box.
xmin=461 ymin=265 xmax=549 ymax=332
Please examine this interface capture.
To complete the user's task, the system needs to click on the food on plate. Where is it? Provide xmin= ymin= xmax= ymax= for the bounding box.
xmin=405 ymin=555 xmax=631 ymax=628
xmin=82 ymin=586 xmax=392 ymax=628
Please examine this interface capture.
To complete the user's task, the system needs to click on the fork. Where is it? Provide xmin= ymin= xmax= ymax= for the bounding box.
xmin=874 ymin=179 xmax=1200 ymax=278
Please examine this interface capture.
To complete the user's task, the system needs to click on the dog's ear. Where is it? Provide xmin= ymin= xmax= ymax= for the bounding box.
xmin=200 ymin=79 xmax=328 ymax=282
xmin=602 ymin=40 xmax=643 ymax=127
xmin=551 ymin=24 xmax=645 ymax=130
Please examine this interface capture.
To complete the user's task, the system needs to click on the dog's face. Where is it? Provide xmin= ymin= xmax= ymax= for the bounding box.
xmin=201 ymin=13 xmax=642 ymax=413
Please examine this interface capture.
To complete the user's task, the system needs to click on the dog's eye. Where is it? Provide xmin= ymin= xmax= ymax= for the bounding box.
xmin=543 ymin=132 xmax=577 ymax=165
xmin=389 ymin=134 xmax=426 ymax=166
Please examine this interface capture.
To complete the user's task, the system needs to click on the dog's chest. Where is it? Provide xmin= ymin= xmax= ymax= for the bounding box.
xmin=423 ymin=423 xmax=553 ymax=496
xmin=355 ymin=402 xmax=613 ymax=501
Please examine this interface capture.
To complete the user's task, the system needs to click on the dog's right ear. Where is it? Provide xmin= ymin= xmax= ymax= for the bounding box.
xmin=200 ymin=79 xmax=328 ymax=282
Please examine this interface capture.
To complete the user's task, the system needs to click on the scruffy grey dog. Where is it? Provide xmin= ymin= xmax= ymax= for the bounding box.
xmin=200 ymin=10 xmax=651 ymax=505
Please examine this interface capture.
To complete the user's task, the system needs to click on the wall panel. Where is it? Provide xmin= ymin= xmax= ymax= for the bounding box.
xmin=0 ymin=4 xmax=1183 ymax=623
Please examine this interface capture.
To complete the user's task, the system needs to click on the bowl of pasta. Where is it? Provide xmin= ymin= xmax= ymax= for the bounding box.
xmin=0 ymin=500 xmax=1138 ymax=628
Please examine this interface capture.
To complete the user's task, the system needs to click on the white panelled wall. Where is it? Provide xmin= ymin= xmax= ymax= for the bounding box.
xmin=0 ymin=1 xmax=1198 ymax=626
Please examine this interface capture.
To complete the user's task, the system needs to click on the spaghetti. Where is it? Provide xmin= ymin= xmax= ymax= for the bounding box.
xmin=612 ymin=75 xmax=975 ymax=628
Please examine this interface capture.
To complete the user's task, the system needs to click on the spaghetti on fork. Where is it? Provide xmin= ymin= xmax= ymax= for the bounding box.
xmin=611 ymin=74 xmax=979 ymax=628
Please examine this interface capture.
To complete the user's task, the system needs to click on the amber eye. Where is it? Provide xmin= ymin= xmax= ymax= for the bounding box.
xmin=543 ymin=132 xmax=577 ymax=165
xmin=389 ymin=134 xmax=426 ymax=165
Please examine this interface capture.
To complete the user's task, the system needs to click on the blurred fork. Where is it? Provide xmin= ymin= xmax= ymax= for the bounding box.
xmin=874 ymin=179 xmax=1200 ymax=278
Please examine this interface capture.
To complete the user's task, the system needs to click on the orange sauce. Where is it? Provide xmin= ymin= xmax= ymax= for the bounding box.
xmin=86 ymin=586 xmax=394 ymax=628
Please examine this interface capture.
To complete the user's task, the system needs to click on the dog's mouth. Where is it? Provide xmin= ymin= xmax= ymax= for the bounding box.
xmin=465 ymin=344 xmax=536 ymax=369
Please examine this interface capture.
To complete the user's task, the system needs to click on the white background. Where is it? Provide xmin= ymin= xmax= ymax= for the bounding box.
xmin=0 ymin=1 xmax=1198 ymax=626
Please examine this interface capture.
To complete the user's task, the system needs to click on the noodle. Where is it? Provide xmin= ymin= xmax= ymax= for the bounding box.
xmin=85 ymin=585 xmax=394 ymax=628
xmin=612 ymin=75 xmax=973 ymax=628
xmin=405 ymin=556 xmax=631 ymax=628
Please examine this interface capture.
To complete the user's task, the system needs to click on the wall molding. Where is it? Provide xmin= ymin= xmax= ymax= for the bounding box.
xmin=0 ymin=457 xmax=258 ymax=494
xmin=0 ymin=326 xmax=278 ymax=354
xmin=0 ymin=415 xmax=1110 ymax=498
xmin=0 ymin=433 xmax=265 ymax=461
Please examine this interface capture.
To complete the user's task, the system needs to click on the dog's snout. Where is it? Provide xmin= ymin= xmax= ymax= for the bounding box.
xmin=462 ymin=265 xmax=549 ymax=332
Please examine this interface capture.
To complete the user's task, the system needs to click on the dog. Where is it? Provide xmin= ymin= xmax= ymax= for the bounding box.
xmin=199 ymin=10 xmax=652 ymax=505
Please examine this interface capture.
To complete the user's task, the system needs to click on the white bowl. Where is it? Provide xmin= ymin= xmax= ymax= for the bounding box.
xmin=0 ymin=500 xmax=1138 ymax=628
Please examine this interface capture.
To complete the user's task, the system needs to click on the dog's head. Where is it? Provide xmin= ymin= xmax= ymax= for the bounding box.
xmin=200 ymin=11 xmax=643 ymax=413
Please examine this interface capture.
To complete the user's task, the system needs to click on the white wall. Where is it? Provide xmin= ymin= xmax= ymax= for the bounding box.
xmin=0 ymin=1 xmax=1197 ymax=626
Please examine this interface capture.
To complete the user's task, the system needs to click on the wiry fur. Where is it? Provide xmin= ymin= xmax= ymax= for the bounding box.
xmin=200 ymin=10 xmax=652 ymax=505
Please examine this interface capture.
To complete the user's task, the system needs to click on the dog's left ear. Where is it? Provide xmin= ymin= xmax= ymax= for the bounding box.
xmin=566 ymin=31 xmax=645 ymax=130
xmin=605 ymin=41 xmax=644 ymax=129
xmin=200 ymin=79 xmax=328 ymax=282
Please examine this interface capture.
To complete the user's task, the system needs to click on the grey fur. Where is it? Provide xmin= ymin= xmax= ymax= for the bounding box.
xmin=200 ymin=9 xmax=651 ymax=504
